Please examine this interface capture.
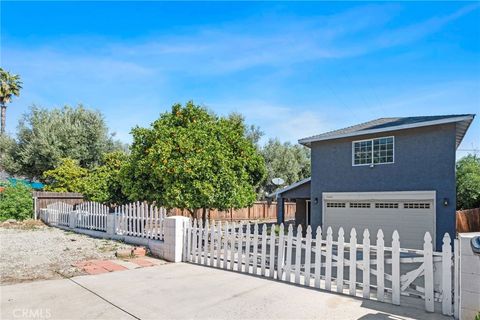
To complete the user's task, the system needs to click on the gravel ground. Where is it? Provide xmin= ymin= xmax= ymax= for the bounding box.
xmin=0 ymin=220 xmax=136 ymax=285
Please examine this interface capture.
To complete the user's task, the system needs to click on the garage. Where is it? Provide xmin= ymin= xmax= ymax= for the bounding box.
xmin=323 ymin=191 xmax=435 ymax=249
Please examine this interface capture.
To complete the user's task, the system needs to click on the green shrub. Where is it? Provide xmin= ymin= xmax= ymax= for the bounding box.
xmin=0 ymin=183 xmax=33 ymax=221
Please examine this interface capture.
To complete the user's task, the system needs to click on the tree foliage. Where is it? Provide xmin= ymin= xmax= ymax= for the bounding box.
xmin=0 ymin=182 xmax=32 ymax=221
xmin=0 ymin=133 xmax=20 ymax=173
xmin=0 ymin=68 xmax=22 ymax=105
xmin=42 ymin=158 xmax=88 ymax=193
xmin=228 ymin=113 xmax=264 ymax=146
xmin=259 ymin=138 xmax=310 ymax=196
xmin=456 ymin=154 xmax=480 ymax=210
xmin=42 ymin=152 xmax=129 ymax=204
xmin=0 ymin=68 xmax=22 ymax=134
xmin=121 ymin=102 xmax=266 ymax=216
xmin=82 ymin=151 xmax=129 ymax=204
xmin=3 ymin=105 xmax=122 ymax=179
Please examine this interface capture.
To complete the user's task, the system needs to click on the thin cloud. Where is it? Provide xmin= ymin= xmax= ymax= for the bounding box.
xmin=4 ymin=3 xmax=477 ymax=77
xmin=217 ymin=100 xmax=331 ymax=144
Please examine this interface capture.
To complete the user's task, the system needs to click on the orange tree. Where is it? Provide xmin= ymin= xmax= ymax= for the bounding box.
xmin=120 ymin=101 xmax=266 ymax=220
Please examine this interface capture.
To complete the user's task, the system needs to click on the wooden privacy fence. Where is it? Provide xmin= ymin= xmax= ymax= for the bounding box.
xmin=184 ymin=221 xmax=454 ymax=316
xmin=33 ymin=191 xmax=83 ymax=219
xmin=456 ymin=208 xmax=480 ymax=233
xmin=171 ymin=201 xmax=296 ymax=221
xmin=115 ymin=202 xmax=167 ymax=240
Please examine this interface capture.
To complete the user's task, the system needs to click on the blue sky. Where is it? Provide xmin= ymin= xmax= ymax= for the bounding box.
xmin=1 ymin=2 xmax=479 ymax=157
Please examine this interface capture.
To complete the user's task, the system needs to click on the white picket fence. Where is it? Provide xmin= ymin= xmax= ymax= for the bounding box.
xmin=45 ymin=202 xmax=72 ymax=227
xmin=114 ymin=202 xmax=167 ymax=240
xmin=184 ymin=221 xmax=454 ymax=316
xmin=75 ymin=201 xmax=110 ymax=231
xmin=42 ymin=201 xmax=167 ymax=239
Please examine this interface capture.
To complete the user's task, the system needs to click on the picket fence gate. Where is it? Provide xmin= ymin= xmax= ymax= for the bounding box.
xmin=76 ymin=201 xmax=110 ymax=231
xmin=45 ymin=202 xmax=72 ymax=227
xmin=115 ymin=202 xmax=167 ymax=240
xmin=184 ymin=220 xmax=454 ymax=316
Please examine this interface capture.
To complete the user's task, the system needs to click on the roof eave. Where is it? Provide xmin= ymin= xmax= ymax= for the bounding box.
xmin=267 ymin=177 xmax=311 ymax=198
xmin=298 ymin=115 xmax=475 ymax=147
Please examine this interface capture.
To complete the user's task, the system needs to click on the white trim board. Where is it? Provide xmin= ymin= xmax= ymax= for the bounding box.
xmin=323 ymin=190 xmax=436 ymax=201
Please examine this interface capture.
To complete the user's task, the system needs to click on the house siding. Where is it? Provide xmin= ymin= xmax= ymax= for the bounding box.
xmin=310 ymin=123 xmax=457 ymax=250
xmin=279 ymin=181 xmax=311 ymax=199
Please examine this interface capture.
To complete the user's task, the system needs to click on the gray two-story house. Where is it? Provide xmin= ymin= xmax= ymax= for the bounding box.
xmin=275 ymin=114 xmax=475 ymax=250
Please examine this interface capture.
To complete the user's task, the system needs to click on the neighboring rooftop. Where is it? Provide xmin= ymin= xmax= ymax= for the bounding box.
xmin=299 ymin=114 xmax=475 ymax=148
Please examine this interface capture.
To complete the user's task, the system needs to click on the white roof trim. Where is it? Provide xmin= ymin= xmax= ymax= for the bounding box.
xmin=268 ymin=177 xmax=311 ymax=198
xmin=299 ymin=115 xmax=474 ymax=146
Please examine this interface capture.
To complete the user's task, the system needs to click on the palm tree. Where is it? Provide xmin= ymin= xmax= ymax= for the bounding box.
xmin=0 ymin=68 xmax=22 ymax=134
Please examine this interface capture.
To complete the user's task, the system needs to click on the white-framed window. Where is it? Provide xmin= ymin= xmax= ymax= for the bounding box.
xmin=352 ymin=136 xmax=394 ymax=166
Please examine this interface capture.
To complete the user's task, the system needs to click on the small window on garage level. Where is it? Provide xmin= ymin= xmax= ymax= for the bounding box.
xmin=375 ymin=203 xmax=399 ymax=209
xmin=349 ymin=202 xmax=371 ymax=208
xmin=326 ymin=202 xmax=346 ymax=208
xmin=404 ymin=203 xmax=431 ymax=209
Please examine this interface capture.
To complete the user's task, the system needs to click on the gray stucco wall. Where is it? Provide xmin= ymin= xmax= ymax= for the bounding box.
xmin=310 ymin=123 xmax=457 ymax=250
xmin=280 ymin=181 xmax=311 ymax=199
xmin=295 ymin=199 xmax=307 ymax=229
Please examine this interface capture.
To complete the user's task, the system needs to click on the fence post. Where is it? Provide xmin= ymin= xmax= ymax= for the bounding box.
xmin=106 ymin=213 xmax=115 ymax=237
xmin=441 ymin=233 xmax=452 ymax=316
xmin=392 ymin=231 xmax=401 ymax=305
xmin=424 ymin=232 xmax=434 ymax=312
xmin=162 ymin=216 xmax=190 ymax=262
xmin=44 ymin=209 xmax=50 ymax=224
xmin=69 ymin=210 xmax=76 ymax=229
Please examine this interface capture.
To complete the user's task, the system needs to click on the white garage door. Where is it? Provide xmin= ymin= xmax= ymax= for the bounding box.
xmin=323 ymin=191 xmax=435 ymax=250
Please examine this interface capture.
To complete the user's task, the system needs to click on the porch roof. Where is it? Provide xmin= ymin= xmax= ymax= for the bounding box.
xmin=268 ymin=177 xmax=311 ymax=199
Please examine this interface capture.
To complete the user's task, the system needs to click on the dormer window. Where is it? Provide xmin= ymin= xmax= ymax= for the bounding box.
xmin=353 ymin=136 xmax=394 ymax=166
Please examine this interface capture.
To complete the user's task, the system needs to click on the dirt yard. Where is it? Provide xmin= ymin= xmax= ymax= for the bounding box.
xmin=0 ymin=220 xmax=138 ymax=284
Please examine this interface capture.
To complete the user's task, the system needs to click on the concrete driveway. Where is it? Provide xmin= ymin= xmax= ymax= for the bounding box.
xmin=1 ymin=263 xmax=451 ymax=320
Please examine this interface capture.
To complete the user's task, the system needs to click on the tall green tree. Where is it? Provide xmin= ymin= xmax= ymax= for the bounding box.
xmin=0 ymin=133 xmax=20 ymax=174
xmin=456 ymin=154 xmax=480 ymax=210
xmin=5 ymin=105 xmax=122 ymax=179
xmin=42 ymin=158 xmax=88 ymax=193
xmin=0 ymin=68 xmax=22 ymax=134
xmin=228 ymin=113 xmax=264 ymax=146
xmin=42 ymin=152 xmax=129 ymax=204
xmin=260 ymin=138 xmax=310 ymax=196
xmin=121 ymin=101 xmax=266 ymax=220
xmin=82 ymin=151 xmax=129 ymax=204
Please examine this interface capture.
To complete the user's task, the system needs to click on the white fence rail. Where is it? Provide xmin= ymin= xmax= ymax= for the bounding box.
xmin=184 ymin=221 xmax=454 ymax=316
xmin=115 ymin=202 xmax=167 ymax=240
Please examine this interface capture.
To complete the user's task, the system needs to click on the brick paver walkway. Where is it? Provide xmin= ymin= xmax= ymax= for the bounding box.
xmin=74 ymin=257 xmax=163 ymax=275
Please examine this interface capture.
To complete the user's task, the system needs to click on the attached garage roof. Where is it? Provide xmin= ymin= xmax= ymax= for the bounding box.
xmin=268 ymin=177 xmax=311 ymax=198
xmin=299 ymin=114 xmax=475 ymax=148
